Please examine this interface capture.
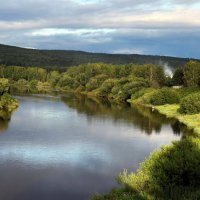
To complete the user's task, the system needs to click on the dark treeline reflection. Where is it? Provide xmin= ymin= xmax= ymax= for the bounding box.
xmin=0 ymin=111 xmax=11 ymax=133
xmin=61 ymin=94 xmax=192 ymax=137
xmin=0 ymin=118 xmax=9 ymax=133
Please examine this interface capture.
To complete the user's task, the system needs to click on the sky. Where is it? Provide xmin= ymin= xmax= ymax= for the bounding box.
xmin=0 ymin=0 xmax=200 ymax=58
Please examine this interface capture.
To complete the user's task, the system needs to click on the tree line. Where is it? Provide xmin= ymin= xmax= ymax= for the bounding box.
xmin=0 ymin=60 xmax=199 ymax=100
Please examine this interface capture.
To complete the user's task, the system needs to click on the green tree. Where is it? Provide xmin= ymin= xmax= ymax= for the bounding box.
xmin=98 ymin=79 xmax=117 ymax=97
xmin=183 ymin=61 xmax=200 ymax=86
xmin=47 ymin=71 xmax=60 ymax=87
xmin=0 ymin=78 xmax=9 ymax=95
xmin=172 ymin=68 xmax=184 ymax=86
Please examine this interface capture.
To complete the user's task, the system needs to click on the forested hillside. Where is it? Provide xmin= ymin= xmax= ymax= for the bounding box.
xmin=0 ymin=44 xmax=198 ymax=70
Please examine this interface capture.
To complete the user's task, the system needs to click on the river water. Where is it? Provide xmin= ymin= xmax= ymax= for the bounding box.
xmin=0 ymin=95 xmax=189 ymax=200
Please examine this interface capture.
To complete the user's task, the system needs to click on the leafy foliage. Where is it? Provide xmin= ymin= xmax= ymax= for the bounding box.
xmin=183 ymin=61 xmax=200 ymax=87
xmin=0 ymin=93 xmax=18 ymax=112
xmin=149 ymin=88 xmax=180 ymax=105
xmin=0 ymin=78 xmax=9 ymax=95
xmin=172 ymin=68 xmax=184 ymax=86
xmin=179 ymin=93 xmax=200 ymax=114
xmin=91 ymin=138 xmax=200 ymax=200
xmin=117 ymin=138 xmax=200 ymax=193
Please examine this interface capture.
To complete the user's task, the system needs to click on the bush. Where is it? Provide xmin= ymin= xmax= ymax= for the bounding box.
xmin=91 ymin=138 xmax=200 ymax=200
xmin=0 ymin=93 xmax=18 ymax=112
xmin=98 ymin=79 xmax=117 ymax=97
xmin=0 ymin=78 xmax=9 ymax=95
xmin=179 ymin=93 xmax=200 ymax=114
xmin=90 ymin=188 xmax=148 ymax=200
xmin=37 ymin=82 xmax=51 ymax=92
xmin=117 ymin=138 xmax=200 ymax=199
xmin=109 ymin=77 xmax=149 ymax=102
xmin=178 ymin=86 xmax=200 ymax=98
xmin=150 ymin=88 xmax=180 ymax=105
xmin=86 ymin=75 xmax=108 ymax=92
xmin=130 ymin=88 xmax=156 ymax=104
xmin=29 ymin=79 xmax=38 ymax=91
xmin=57 ymin=74 xmax=74 ymax=88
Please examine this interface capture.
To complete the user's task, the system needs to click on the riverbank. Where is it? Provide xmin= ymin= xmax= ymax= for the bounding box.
xmin=155 ymin=104 xmax=200 ymax=136
xmin=82 ymin=88 xmax=200 ymax=137
xmin=72 ymin=87 xmax=200 ymax=137
xmin=14 ymin=85 xmax=200 ymax=137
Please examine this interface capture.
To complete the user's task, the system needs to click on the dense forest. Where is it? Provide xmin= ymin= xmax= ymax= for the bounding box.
xmin=1 ymin=61 xmax=199 ymax=102
xmin=0 ymin=44 xmax=199 ymax=69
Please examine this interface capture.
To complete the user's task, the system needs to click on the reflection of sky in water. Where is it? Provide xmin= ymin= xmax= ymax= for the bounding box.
xmin=0 ymin=142 xmax=111 ymax=169
xmin=0 ymin=95 xmax=182 ymax=200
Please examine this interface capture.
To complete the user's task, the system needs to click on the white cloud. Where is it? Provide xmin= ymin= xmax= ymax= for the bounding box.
xmin=112 ymin=48 xmax=145 ymax=54
xmin=28 ymin=28 xmax=116 ymax=37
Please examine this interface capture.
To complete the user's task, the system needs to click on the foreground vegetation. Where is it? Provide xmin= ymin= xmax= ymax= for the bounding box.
xmin=91 ymin=138 xmax=200 ymax=200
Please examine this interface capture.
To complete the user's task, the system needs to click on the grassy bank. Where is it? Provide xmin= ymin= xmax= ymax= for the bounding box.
xmin=128 ymin=86 xmax=200 ymax=136
xmin=155 ymin=104 xmax=200 ymax=135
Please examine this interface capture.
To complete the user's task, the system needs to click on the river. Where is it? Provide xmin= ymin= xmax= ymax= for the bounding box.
xmin=0 ymin=94 xmax=190 ymax=200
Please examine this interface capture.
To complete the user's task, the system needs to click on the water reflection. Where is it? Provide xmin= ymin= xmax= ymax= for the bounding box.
xmin=0 ymin=118 xmax=9 ymax=132
xmin=61 ymin=94 xmax=191 ymax=137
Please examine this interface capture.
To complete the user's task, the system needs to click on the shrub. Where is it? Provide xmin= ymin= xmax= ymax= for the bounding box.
xmin=179 ymin=93 xmax=200 ymax=114
xmin=86 ymin=75 xmax=108 ymax=92
xmin=0 ymin=78 xmax=9 ymax=95
xmin=130 ymin=88 xmax=156 ymax=105
xmin=0 ymin=93 xmax=18 ymax=111
xmin=117 ymin=138 xmax=200 ymax=199
xmin=109 ymin=77 xmax=149 ymax=102
xmin=178 ymin=86 xmax=200 ymax=98
xmin=150 ymin=88 xmax=180 ymax=105
xmin=98 ymin=79 xmax=117 ymax=97
xmin=37 ymin=82 xmax=51 ymax=92
xmin=14 ymin=79 xmax=29 ymax=91
xmin=29 ymin=79 xmax=38 ymax=91
xmin=57 ymin=74 xmax=74 ymax=88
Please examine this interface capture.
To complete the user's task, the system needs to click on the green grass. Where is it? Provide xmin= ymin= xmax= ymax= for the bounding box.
xmin=155 ymin=104 xmax=200 ymax=135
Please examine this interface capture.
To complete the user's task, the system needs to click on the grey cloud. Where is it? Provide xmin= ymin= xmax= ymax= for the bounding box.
xmin=0 ymin=0 xmax=199 ymax=22
xmin=0 ymin=0 xmax=200 ymax=58
xmin=1 ymin=27 xmax=200 ymax=58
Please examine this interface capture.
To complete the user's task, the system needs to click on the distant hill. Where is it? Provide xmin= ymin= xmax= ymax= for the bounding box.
xmin=0 ymin=44 xmax=198 ymax=70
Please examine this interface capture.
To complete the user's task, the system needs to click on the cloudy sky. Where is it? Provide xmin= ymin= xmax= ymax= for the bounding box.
xmin=0 ymin=0 xmax=200 ymax=58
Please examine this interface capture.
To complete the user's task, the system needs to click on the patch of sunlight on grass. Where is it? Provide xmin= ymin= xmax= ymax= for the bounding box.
xmin=155 ymin=104 xmax=200 ymax=135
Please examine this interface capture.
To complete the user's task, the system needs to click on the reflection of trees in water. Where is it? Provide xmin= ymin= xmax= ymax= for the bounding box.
xmin=171 ymin=120 xmax=195 ymax=138
xmin=61 ymin=94 xmax=191 ymax=136
xmin=0 ymin=111 xmax=10 ymax=133
xmin=0 ymin=119 xmax=9 ymax=132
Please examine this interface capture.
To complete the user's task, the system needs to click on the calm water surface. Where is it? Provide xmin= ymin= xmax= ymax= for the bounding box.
xmin=0 ymin=95 xmax=189 ymax=200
